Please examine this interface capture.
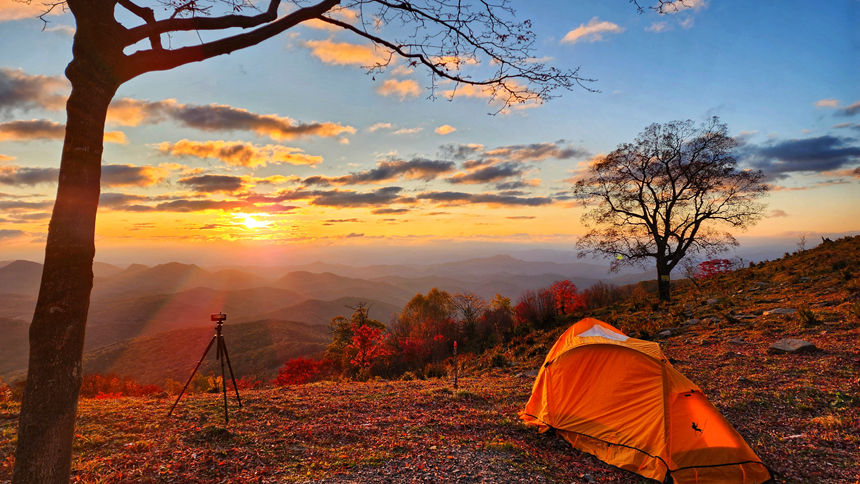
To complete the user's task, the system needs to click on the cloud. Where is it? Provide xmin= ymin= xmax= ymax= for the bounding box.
xmin=741 ymin=135 xmax=860 ymax=179
xmin=393 ymin=127 xmax=423 ymax=135
xmin=646 ymin=21 xmax=670 ymax=33
xmin=99 ymin=192 xmax=151 ymax=208
xmin=102 ymin=164 xmax=169 ymax=187
xmin=372 ymin=207 xmax=410 ymax=214
xmin=310 ymin=186 xmax=405 ymax=207
xmin=561 ymin=17 xmax=624 ymax=44
xmin=506 ymin=215 xmax=536 ymax=220
xmin=303 ymin=158 xmax=455 ymax=186
xmin=815 ymin=98 xmax=839 ymax=108
xmin=147 ymin=199 xmax=248 ymax=212
xmin=376 ymin=79 xmax=421 ymax=100
xmin=839 ymin=100 xmax=860 ymax=117
xmin=323 ymin=218 xmax=360 ymax=224
xmin=416 ymin=191 xmax=552 ymax=207
xmin=0 ymin=199 xmax=53 ymax=210
xmin=434 ymin=124 xmax=456 ymax=135
xmin=107 ymin=98 xmax=354 ymax=140
xmin=302 ymin=39 xmax=390 ymax=66
xmin=483 ymin=142 xmax=589 ymax=162
xmin=178 ymin=174 xmax=245 ymax=193
xmin=658 ymin=0 xmax=707 ymax=14
xmin=0 ymin=165 xmax=58 ymax=185
xmin=158 ymin=139 xmax=322 ymax=167
xmin=0 ymin=154 xmax=14 ymax=161
xmin=0 ymin=229 xmax=25 ymax=240
xmin=302 ymin=7 xmax=358 ymax=30
xmin=832 ymin=122 xmax=860 ymax=130
xmin=768 ymin=209 xmax=789 ymax=218
xmin=440 ymin=143 xmax=484 ymax=160
xmin=103 ymin=130 xmax=127 ymax=144
xmin=0 ymin=119 xmax=64 ymax=140
xmin=448 ymin=162 xmax=525 ymax=184
xmin=430 ymin=55 xmax=479 ymax=72
xmin=368 ymin=122 xmax=393 ymax=132
xmin=0 ymin=68 xmax=68 ymax=114
xmin=0 ymin=2 xmax=63 ymax=22
xmin=0 ymin=119 xmax=123 ymax=143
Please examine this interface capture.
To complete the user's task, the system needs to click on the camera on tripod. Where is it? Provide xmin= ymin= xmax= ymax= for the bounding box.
xmin=168 ymin=311 xmax=241 ymax=423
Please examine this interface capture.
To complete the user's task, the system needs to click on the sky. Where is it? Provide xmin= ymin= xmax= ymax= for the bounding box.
xmin=0 ymin=0 xmax=858 ymax=266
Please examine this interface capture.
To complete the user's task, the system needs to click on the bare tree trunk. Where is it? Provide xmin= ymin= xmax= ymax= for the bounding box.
xmin=13 ymin=71 xmax=116 ymax=483
xmin=657 ymin=265 xmax=671 ymax=302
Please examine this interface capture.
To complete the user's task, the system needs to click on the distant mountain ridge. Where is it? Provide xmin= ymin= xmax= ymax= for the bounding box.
xmin=0 ymin=254 xmax=652 ymax=381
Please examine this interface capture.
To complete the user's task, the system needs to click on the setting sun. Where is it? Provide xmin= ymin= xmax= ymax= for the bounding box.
xmin=237 ymin=214 xmax=270 ymax=230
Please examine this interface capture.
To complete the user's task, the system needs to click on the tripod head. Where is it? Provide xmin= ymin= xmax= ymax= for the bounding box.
xmin=211 ymin=312 xmax=227 ymax=329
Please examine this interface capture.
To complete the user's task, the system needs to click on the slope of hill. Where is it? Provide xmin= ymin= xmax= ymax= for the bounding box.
xmin=256 ymin=296 xmax=402 ymax=326
xmin=85 ymin=286 xmax=307 ymax=341
xmin=275 ymin=271 xmax=414 ymax=306
xmin=0 ymin=260 xmax=42 ymax=295
xmin=81 ymin=319 xmax=329 ymax=385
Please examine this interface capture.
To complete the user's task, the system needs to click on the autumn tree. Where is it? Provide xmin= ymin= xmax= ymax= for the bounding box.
xmin=549 ymin=280 xmax=584 ymax=315
xmin=573 ymin=117 xmax=768 ymax=301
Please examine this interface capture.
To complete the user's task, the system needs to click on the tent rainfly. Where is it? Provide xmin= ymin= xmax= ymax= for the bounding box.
xmin=520 ymin=318 xmax=771 ymax=483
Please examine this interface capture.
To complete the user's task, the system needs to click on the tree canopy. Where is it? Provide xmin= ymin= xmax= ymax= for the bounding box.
xmin=573 ymin=117 xmax=768 ymax=301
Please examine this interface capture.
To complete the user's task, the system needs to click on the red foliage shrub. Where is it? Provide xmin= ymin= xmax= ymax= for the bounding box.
xmin=550 ymin=280 xmax=585 ymax=315
xmin=514 ymin=289 xmax=555 ymax=329
xmin=93 ymin=391 xmax=124 ymax=400
xmin=79 ymin=373 xmax=163 ymax=398
xmin=234 ymin=376 xmax=264 ymax=390
xmin=348 ymin=323 xmax=392 ymax=369
xmin=697 ymin=259 xmax=733 ymax=279
xmin=275 ymin=357 xmax=330 ymax=386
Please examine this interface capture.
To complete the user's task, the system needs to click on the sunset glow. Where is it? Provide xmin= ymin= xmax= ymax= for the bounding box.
xmin=0 ymin=1 xmax=857 ymax=265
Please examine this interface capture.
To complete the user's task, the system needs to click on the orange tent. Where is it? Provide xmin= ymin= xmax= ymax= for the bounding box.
xmin=520 ymin=318 xmax=770 ymax=483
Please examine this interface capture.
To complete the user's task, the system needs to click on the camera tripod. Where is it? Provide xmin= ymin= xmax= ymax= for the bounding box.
xmin=167 ymin=312 xmax=242 ymax=424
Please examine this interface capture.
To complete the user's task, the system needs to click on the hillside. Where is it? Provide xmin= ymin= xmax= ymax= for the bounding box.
xmin=81 ymin=319 xmax=329 ymax=385
xmin=1 ymin=238 xmax=856 ymax=482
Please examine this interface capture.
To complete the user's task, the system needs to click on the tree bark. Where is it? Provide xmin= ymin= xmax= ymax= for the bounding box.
xmin=12 ymin=68 xmax=116 ymax=484
xmin=657 ymin=265 xmax=671 ymax=302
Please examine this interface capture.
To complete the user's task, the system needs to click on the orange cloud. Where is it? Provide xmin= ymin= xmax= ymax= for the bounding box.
xmin=431 ymin=55 xmax=479 ymax=71
xmin=0 ymin=68 xmax=68 ymax=112
xmin=375 ymin=79 xmax=421 ymax=100
xmin=303 ymin=39 xmax=390 ymax=66
xmin=103 ymin=130 xmax=127 ymax=144
xmin=434 ymin=124 xmax=456 ymax=135
xmin=107 ymin=98 xmax=354 ymax=140
xmin=158 ymin=140 xmax=323 ymax=167
xmin=102 ymin=164 xmax=171 ymax=187
xmin=0 ymin=119 xmax=64 ymax=141
xmin=368 ymin=122 xmax=393 ymax=132
xmin=561 ymin=18 xmax=624 ymax=44
xmin=302 ymin=7 xmax=359 ymax=30
xmin=0 ymin=154 xmax=14 ymax=162
xmin=0 ymin=2 xmax=62 ymax=21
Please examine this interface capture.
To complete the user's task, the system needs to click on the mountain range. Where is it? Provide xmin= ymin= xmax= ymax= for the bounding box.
xmin=0 ymin=255 xmax=649 ymax=383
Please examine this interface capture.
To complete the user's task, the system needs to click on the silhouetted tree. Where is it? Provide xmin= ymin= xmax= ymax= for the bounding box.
xmin=574 ymin=117 xmax=768 ymax=301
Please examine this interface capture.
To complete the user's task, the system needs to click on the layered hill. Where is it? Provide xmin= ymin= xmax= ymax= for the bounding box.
xmin=0 ymin=253 xmax=648 ymax=381
xmin=81 ymin=319 xmax=329 ymax=385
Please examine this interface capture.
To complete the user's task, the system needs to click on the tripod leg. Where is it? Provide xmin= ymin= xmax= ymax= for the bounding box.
xmin=218 ymin=336 xmax=229 ymax=424
xmin=220 ymin=336 xmax=242 ymax=408
xmin=167 ymin=335 xmax=216 ymax=418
